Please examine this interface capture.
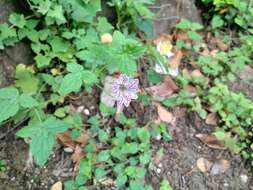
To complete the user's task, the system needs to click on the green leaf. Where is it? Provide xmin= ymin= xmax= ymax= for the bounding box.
xmin=82 ymin=70 xmax=97 ymax=84
xmin=9 ymin=13 xmax=26 ymax=28
xmin=96 ymin=17 xmax=114 ymax=33
xmin=30 ymin=129 xmax=55 ymax=166
xmin=95 ymin=168 xmax=106 ymax=180
xmin=211 ymin=15 xmax=224 ymax=29
xmin=0 ymin=87 xmax=20 ymax=123
xmin=64 ymin=0 xmax=101 ymax=23
xmin=34 ymin=54 xmax=51 ymax=68
xmin=16 ymin=125 xmax=38 ymax=138
xmin=49 ymin=36 xmax=70 ymax=53
xmin=97 ymin=150 xmax=110 ymax=162
xmin=67 ymin=63 xmax=84 ymax=73
xmin=59 ymin=73 xmax=82 ymax=96
xmin=18 ymin=117 xmax=70 ymax=166
xmin=15 ymin=64 xmax=39 ymax=94
xmin=160 ymin=179 xmax=173 ymax=190
xmin=115 ymin=174 xmax=127 ymax=187
xmin=187 ymin=31 xmax=202 ymax=41
xmin=176 ymin=19 xmax=191 ymax=29
xmin=98 ymin=129 xmax=109 ymax=142
xmin=19 ymin=94 xmax=38 ymax=108
xmin=213 ymin=131 xmax=225 ymax=140
xmin=46 ymin=5 xmax=66 ymax=25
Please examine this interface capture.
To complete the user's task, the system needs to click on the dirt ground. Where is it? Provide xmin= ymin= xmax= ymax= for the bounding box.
xmin=0 ymin=104 xmax=252 ymax=190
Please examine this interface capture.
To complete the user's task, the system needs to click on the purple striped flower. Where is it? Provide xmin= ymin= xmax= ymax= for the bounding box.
xmin=111 ymin=74 xmax=139 ymax=108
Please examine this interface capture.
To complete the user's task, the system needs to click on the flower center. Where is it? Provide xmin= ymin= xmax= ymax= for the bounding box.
xmin=119 ymin=84 xmax=127 ymax=91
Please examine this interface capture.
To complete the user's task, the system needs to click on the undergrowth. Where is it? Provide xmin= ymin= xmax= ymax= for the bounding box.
xmin=0 ymin=0 xmax=253 ymax=189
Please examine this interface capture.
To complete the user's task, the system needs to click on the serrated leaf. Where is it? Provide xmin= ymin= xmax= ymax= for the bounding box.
xmin=46 ymin=5 xmax=66 ymax=25
xmin=30 ymin=129 xmax=55 ymax=166
xmin=18 ymin=117 xmax=70 ymax=166
xmin=49 ymin=36 xmax=70 ymax=53
xmin=0 ymin=87 xmax=20 ymax=123
xmin=34 ymin=54 xmax=51 ymax=68
xmin=82 ymin=70 xmax=97 ymax=84
xmin=96 ymin=17 xmax=114 ymax=33
xmin=115 ymin=174 xmax=127 ymax=187
xmin=15 ymin=64 xmax=39 ymax=94
xmin=16 ymin=125 xmax=38 ymax=138
xmin=19 ymin=94 xmax=38 ymax=108
xmin=59 ymin=73 xmax=82 ymax=96
xmin=65 ymin=0 xmax=101 ymax=23
xmin=95 ymin=168 xmax=106 ymax=180
xmin=9 ymin=13 xmax=26 ymax=28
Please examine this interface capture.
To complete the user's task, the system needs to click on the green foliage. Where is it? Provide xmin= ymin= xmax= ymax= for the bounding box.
xmin=201 ymin=0 xmax=253 ymax=33
xmin=160 ymin=179 xmax=173 ymax=190
xmin=109 ymin=0 xmax=154 ymax=36
xmin=206 ymin=81 xmax=253 ymax=158
xmin=0 ymin=0 xmax=171 ymax=188
xmin=0 ymin=160 xmax=7 ymax=172
xmin=16 ymin=117 xmax=70 ymax=166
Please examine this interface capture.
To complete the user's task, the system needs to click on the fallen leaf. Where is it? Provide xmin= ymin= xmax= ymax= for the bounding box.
xmin=173 ymin=30 xmax=189 ymax=42
xmin=153 ymin=34 xmax=173 ymax=45
xmin=50 ymin=181 xmax=62 ymax=190
xmin=205 ymin=113 xmax=218 ymax=125
xmin=71 ymin=145 xmax=83 ymax=164
xmin=210 ymin=159 xmax=230 ymax=175
xmin=211 ymin=37 xmax=229 ymax=51
xmin=155 ymin=103 xmax=174 ymax=124
xmin=57 ymin=132 xmax=75 ymax=149
xmin=100 ymin=177 xmax=114 ymax=186
xmin=169 ymin=50 xmax=184 ymax=70
xmin=196 ymin=133 xmax=225 ymax=150
xmin=146 ymin=76 xmax=178 ymax=97
xmin=196 ymin=157 xmax=213 ymax=173
xmin=191 ymin=69 xmax=204 ymax=78
xmin=75 ymin=132 xmax=89 ymax=146
xmin=185 ymin=85 xmax=197 ymax=96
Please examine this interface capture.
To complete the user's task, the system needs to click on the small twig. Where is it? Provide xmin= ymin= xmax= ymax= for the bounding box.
xmin=149 ymin=3 xmax=172 ymax=9
xmin=153 ymin=16 xmax=180 ymax=21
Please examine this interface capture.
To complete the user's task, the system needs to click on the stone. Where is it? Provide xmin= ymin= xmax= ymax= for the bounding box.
xmin=229 ymin=65 xmax=253 ymax=100
xmin=0 ymin=0 xmax=33 ymax=87
xmin=151 ymin=0 xmax=202 ymax=35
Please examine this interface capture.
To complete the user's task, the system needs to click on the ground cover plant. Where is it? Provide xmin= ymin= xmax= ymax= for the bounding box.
xmin=0 ymin=0 xmax=253 ymax=189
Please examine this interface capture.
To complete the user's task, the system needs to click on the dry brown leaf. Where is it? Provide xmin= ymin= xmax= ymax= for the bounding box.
xmin=191 ymin=69 xmax=204 ymax=78
xmin=71 ymin=145 xmax=83 ymax=164
xmin=196 ymin=158 xmax=213 ymax=173
xmin=146 ymin=76 xmax=178 ymax=97
xmin=211 ymin=37 xmax=229 ymax=51
xmin=196 ymin=133 xmax=225 ymax=150
xmin=57 ymin=132 xmax=75 ymax=149
xmin=100 ymin=178 xmax=114 ymax=186
xmin=173 ymin=30 xmax=189 ymax=42
xmin=186 ymin=85 xmax=197 ymax=96
xmin=50 ymin=181 xmax=62 ymax=190
xmin=153 ymin=34 xmax=173 ymax=45
xmin=205 ymin=113 xmax=218 ymax=125
xmin=75 ymin=132 xmax=89 ymax=146
xmin=155 ymin=103 xmax=174 ymax=124
xmin=210 ymin=159 xmax=230 ymax=175
xmin=210 ymin=49 xmax=219 ymax=57
xmin=169 ymin=50 xmax=184 ymax=69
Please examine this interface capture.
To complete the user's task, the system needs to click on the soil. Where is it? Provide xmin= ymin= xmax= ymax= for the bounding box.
xmin=0 ymin=103 xmax=253 ymax=190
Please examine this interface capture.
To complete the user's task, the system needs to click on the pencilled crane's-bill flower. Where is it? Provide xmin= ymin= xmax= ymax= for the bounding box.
xmin=111 ymin=74 xmax=139 ymax=108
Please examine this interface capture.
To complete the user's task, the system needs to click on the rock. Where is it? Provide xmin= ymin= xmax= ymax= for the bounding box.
xmin=151 ymin=0 xmax=202 ymax=35
xmin=0 ymin=0 xmax=33 ymax=87
xmin=229 ymin=65 xmax=253 ymax=100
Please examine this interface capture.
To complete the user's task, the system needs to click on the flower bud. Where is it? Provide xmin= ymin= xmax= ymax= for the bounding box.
xmin=101 ymin=33 xmax=112 ymax=44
